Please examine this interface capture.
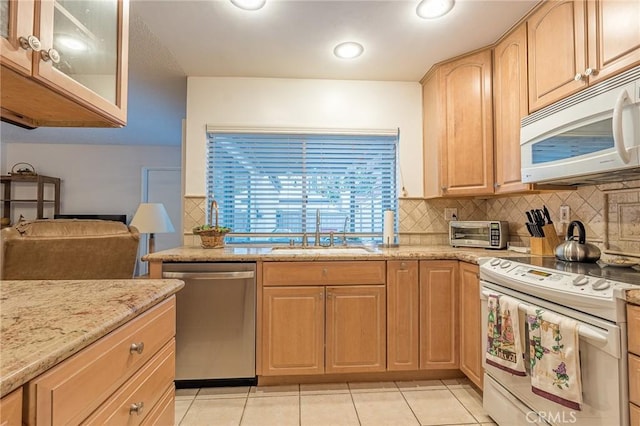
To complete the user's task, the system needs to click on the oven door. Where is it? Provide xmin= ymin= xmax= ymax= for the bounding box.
xmin=480 ymin=281 xmax=628 ymax=426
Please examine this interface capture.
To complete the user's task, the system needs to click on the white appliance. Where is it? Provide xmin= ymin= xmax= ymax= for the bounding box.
xmin=479 ymin=256 xmax=639 ymax=426
xmin=521 ymin=66 xmax=640 ymax=186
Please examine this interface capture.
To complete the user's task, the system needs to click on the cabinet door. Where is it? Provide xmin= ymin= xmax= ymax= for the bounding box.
xmin=0 ymin=0 xmax=34 ymax=74
xmin=326 ymin=285 xmax=386 ymax=374
xmin=262 ymin=286 xmax=325 ymax=376
xmin=420 ymin=260 xmax=458 ymax=370
xmin=459 ymin=262 xmax=483 ymax=389
xmin=439 ymin=49 xmax=494 ymax=196
xmin=587 ymin=0 xmax=640 ymax=85
xmin=493 ymin=24 xmax=530 ymax=194
xmin=527 ymin=0 xmax=588 ymax=111
xmin=0 ymin=387 xmax=22 ymax=426
xmin=33 ymin=0 xmax=129 ymax=124
xmin=387 ymin=260 xmax=419 ymax=371
xmin=422 ymin=69 xmax=442 ymax=198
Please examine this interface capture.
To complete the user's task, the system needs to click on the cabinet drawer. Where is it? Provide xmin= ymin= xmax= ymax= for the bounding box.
xmin=0 ymin=387 xmax=22 ymax=426
xmin=632 ymin=403 xmax=640 ymax=426
xmin=83 ymin=340 xmax=175 ymax=425
xmin=141 ymin=384 xmax=175 ymax=426
xmin=263 ymin=261 xmax=385 ymax=286
xmin=28 ymin=297 xmax=176 ymax=425
xmin=629 ymin=305 xmax=640 ymax=356
xmin=630 ymin=354 xmax=640 ymax=406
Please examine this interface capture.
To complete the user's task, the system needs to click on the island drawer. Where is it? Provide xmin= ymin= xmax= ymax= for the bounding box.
xmin=629 ymin=305 xmax=640 ymax=356
xmin=83 ymin=339 xmax=175 ymax=425
xmin=26 ymin=297 xmax=176 ymax=425
xmin=262 ymin=261 xmax=386 ymax=286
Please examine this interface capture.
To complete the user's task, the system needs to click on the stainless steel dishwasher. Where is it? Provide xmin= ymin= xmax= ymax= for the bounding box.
xmin=163 ymin=262 xmax=256 ymax=387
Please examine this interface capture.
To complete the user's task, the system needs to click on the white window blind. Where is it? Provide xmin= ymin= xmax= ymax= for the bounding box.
xmin=206 ymin=131 xmax=398 ymax=244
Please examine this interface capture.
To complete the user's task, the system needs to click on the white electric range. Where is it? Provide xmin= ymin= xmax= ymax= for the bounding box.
xmin=479 ymin=256 xmax=639 ymax=426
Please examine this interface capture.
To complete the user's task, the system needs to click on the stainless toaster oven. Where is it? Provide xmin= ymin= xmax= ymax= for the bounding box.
xmin=449 ymin=220 xmax=509 ymax=249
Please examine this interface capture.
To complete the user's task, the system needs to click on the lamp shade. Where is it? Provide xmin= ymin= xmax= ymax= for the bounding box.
xmin=130 ymin=203 xmax=175 ymax=234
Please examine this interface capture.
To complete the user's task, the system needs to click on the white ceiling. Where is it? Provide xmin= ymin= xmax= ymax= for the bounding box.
xmin=132 ymin=0 xmax=539 ymax=81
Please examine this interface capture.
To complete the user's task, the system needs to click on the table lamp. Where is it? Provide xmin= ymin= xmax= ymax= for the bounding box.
xmin=130 ymin=203 xmax=175 ymax=253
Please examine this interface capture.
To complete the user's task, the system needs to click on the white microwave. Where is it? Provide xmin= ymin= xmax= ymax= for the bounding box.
xmin=521 ymin=66 xmax=640 ymax=185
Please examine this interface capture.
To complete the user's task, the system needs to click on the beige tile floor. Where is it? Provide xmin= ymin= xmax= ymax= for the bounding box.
xmin=175 ymin=378 xmax=497 ymax=426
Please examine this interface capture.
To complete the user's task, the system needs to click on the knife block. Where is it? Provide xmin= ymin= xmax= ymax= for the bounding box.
xmin=530 ymin=224 xmax=561 ymax=256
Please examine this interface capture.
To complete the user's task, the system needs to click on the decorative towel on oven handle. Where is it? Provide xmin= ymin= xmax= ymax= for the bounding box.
xmin=526 ymin=306 xmax=583 ymax=410
xmin=485 ymin=294 xmax=526 ymax=376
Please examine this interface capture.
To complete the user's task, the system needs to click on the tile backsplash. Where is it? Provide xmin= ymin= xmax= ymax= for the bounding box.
xmin=183 ymin=180 xmax=640 ymax=256
xmin=399 ymin=180 xmax=640 ymax=256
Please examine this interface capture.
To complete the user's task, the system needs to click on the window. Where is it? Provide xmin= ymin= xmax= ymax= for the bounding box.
xmin=206 ymin=130 xmax=398 ymax=244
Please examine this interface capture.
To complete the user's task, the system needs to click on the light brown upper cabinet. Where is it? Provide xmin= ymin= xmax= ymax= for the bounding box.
xmin=1 ymin=0 xmax=129 ymax=128
xmin=423 ymin=49 xmax=494 ymax=198
xmin=527 ymin=0 xmax=640 ymax=112
xmin=493 ymin=24 xmax=531 ymax=194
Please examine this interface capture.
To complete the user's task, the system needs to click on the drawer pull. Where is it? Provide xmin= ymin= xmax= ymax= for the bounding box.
xmin=129 ymin=401 xmax=144 ymax=416
xmin=129 ymin=342 xmax=145 ymax=354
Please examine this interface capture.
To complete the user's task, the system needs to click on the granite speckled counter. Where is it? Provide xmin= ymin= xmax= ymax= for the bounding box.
xmin=143 ymin=244 xmax=514 ymax=264
xmin=628 ymin=289 xmax=640 ymax=305
xmin=0 ymin=279 xmax=184 ymax=397
xmin=144 ymin=244 xmax=640 ymax=303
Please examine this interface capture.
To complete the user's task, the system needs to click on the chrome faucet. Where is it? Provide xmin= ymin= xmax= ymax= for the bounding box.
xmin=314 ymin=209 xmax=321 ymax=246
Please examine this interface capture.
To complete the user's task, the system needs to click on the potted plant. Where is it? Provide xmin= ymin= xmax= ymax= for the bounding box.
xmin=193 ymin=200 xmax=231 ymax=248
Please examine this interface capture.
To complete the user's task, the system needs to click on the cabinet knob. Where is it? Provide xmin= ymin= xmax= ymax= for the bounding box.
xmin=18 ymin=35 xmax=41 ymax=52
xmin=574 ymin=72 xmax=584 ymax=81
xmin=584 ymin=67 xmax=597 ymax=77
xmin=129 ymin=342 xmax=145 ymax=354
xmin=41 ymin=48 xmax=61 ymax=64
xmin=129 ymin=402 xmax=144 ymax=416
xmin=400 ymin=262 xmax=407 ymax=270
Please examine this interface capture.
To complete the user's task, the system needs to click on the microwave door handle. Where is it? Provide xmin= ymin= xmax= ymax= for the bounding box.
xmin=480 ymin=290 xmax=608 ymax=344
xmin=612 ymin=88 xmax=631 ymax=164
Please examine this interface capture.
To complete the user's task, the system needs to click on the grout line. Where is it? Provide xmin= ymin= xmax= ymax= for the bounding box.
xmin=448 ymin=385 xmax=486 ymax=424
xmin=398 ymin=387 xmax=422 ymax=426
xmin=348 ymin=387 xmax=363 ymax=426
xmin=237 ymin=393 xmax=250 ymax=426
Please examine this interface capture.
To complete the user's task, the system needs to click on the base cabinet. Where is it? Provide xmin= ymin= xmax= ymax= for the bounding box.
xmin=459 ymin=262 xmax=483 ymax=389
xmin=420 ymin=261 xmax=459 ymax=370
xmin=24 ymin=297 xmax=176 ymax=425
xmin=262 ymin=286 xmax=325 ymax=376
xmin=260 ymin=261 xmax=387 ymax=377
xmin=387 ymin=261 xmax=420 ymax=371
xmin=326 ymin=285 xmax=386 ymax=374
xmin=0 ymin=388 xmax=22 ymax=426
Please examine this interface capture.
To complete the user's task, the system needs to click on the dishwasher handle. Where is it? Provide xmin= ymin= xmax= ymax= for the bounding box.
xmin=163 ymin=271 xmax=255 ymax=280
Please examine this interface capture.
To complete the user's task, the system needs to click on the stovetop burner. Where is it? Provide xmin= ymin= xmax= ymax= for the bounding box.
xmin=500 ymin=256 xmax=640 ymax=286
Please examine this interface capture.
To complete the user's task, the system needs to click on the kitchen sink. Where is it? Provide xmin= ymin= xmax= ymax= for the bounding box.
xmin=269 ymin=246 xmax=377 ymax=255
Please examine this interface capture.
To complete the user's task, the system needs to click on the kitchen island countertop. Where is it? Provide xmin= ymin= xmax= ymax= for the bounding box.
xmin=0 ymin=279 xmax=184 ymax=397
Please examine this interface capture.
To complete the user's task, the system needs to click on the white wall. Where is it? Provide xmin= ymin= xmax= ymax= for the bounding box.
xmin=1 ymin=143 xmax=181 ymax=224
xmin=185 ymin=77 xmax=423 ymax=197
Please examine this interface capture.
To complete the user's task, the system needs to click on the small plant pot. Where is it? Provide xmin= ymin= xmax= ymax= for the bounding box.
xmin=195 ymin=229 xmax=229 ymax=249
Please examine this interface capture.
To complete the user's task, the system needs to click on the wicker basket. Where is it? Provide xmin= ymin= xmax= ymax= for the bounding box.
xmin=194 ymin=200 xmax=230 ymax=249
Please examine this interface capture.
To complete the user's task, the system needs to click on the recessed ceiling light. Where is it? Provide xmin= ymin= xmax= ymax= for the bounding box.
xmin=230 ymin=0 xmax=266 ymax=11
xmin=416 ymin=0 xmax=455 ymax=19
xmin=333 ymin=42 xmax=364 ymax=59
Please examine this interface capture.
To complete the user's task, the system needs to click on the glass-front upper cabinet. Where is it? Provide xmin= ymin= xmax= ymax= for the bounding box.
xmin=0 ymin=0 xmax=36 ymax=74
xmin=0 ymin=0 xmax=128 ymax=127
xmin=35 ymin=0 xmax=128 ymax=123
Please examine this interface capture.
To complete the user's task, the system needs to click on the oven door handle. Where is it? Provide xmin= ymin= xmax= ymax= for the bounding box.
xmin=481 ymin=290 xmax=608 ymax=344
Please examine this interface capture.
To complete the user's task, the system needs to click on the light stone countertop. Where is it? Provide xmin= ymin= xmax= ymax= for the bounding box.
xmin=0 ymin=279 xmax=184 ymax=397
xmin=145 ymin=244 xmax=640 ymax=303
xmin=628 ymin=289 xmax=640 ymax=305
xmin=143 ymin=244 xmax=515 ymax=264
